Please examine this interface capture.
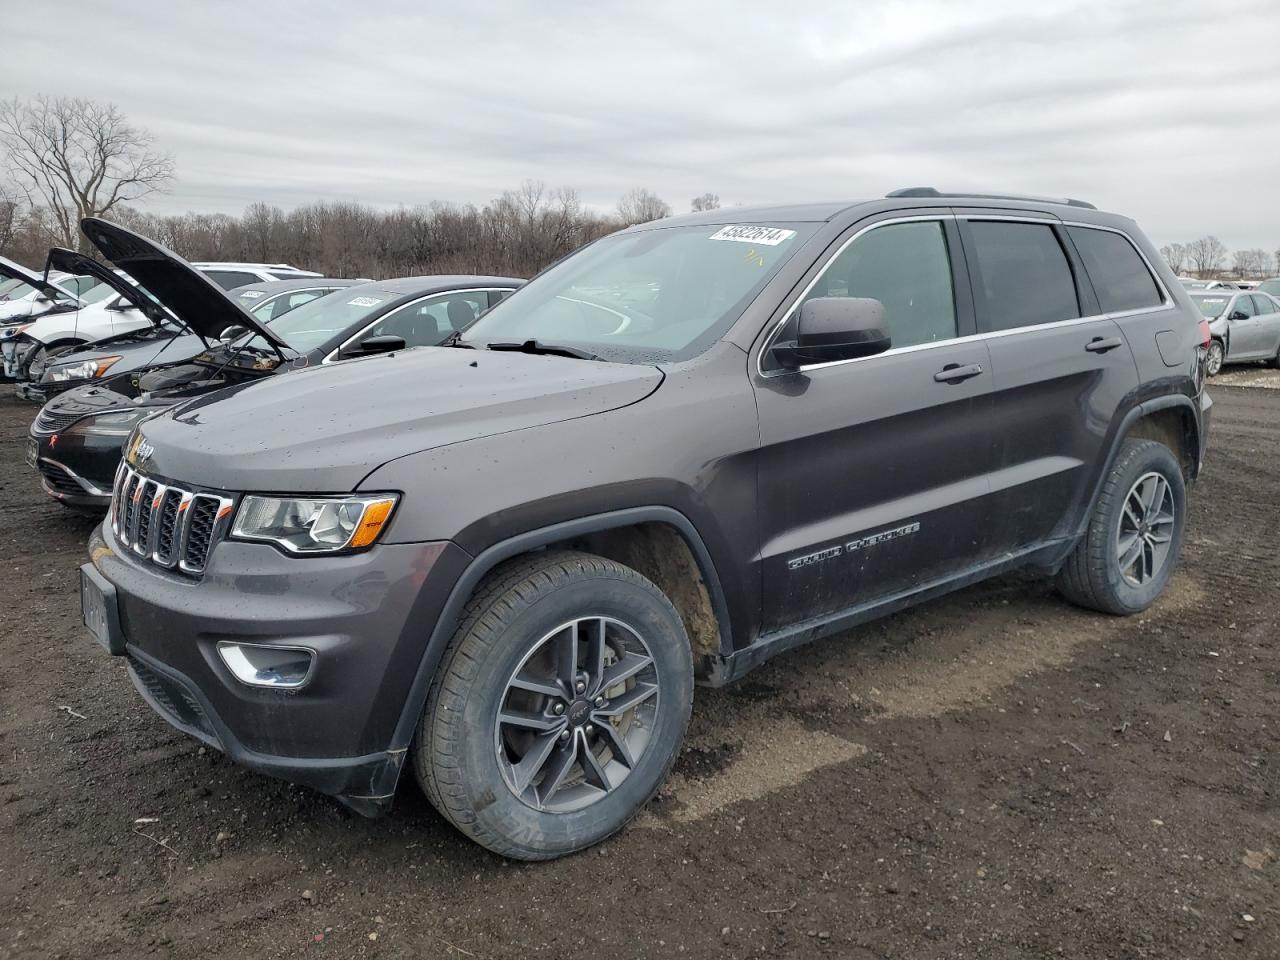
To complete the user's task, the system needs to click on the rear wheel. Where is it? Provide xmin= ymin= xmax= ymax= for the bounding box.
xmin=1205 ymin=339 xmax=1224 ymax=376
xmin=1056 ymin=438 xmax=1186 ymax=615
xmin=413 ymin=551 xmax=693 ymax=860
xmin=1267 ymin=342 xmax=1280 ymax=370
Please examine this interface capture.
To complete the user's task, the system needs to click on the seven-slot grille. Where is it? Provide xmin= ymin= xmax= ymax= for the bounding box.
xmin=111 ymin=465 xmax=235 ymax=575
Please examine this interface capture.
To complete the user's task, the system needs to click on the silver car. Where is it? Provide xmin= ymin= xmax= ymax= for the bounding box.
xmin=1192 ymin=290 xmax=1280 ymax=375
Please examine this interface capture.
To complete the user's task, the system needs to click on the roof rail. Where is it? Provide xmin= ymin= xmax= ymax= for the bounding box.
xmin=886 ymin=187 xmax=1097 ymax=210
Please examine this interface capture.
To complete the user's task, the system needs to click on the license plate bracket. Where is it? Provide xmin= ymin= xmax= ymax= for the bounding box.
xmin=80 ymin=564 xmax=126 ymax=655
xmin=25 ymin=437 xmax=37 ymax=468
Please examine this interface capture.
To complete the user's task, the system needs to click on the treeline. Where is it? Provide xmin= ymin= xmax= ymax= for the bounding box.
xmin=1160 ymin=238 xmax=1279 ymax=281
xmin=0 ymin=182 xmax=704 ymax=280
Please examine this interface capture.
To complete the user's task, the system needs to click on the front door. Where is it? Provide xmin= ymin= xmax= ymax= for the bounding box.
xmin=752 ymin=215 xmax=1001 ymax=633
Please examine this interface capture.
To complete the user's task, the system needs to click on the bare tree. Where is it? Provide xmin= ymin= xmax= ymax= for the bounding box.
xmin=1159 ymin=242 xmax=1187 ymax=275
xmin=0 ymin=95 xmax=174 ymax=251
xmin=691 ymin=192 xmax=720 ymax=212
xmin=1185 ymin=236 xmax=1226 ymax=278
xmin=617 ymin=188 xmax=671 ymax=225
xmin=0 ymin=185 xmax=21 ymax=256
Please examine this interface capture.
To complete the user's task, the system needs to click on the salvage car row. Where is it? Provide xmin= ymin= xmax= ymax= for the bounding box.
xmin=5 ymin=192 xmax=1215 ymax=861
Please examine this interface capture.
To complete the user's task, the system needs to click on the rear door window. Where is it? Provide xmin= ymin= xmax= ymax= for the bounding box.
xmin=1250 ymin=295 xmax=1277 ymax=315
xmin=203 ymin=270 xmax=260 ymax=290
xmin=965 ymin=221 xmax=1080 ymax=332
xmin=797 ymin=220 xmax=958 ymax=350
xmin=1067 ymin=227 xmax=1163 ymax=313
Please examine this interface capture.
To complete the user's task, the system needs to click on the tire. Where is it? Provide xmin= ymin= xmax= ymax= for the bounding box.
xmin=412 ymin=550 xmax=694 ymax=860
xmin=1056 ymin=438 xmax=1186 ymax=616
xmin=1205 ymin=339 xmax=1224 ymax=376
xmin=1267 ymin=343 xmax=1280 ymax=370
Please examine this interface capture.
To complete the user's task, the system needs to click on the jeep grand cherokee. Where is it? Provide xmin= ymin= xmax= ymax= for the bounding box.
xmin=80 ymin=190 xmax=1211 ymax=860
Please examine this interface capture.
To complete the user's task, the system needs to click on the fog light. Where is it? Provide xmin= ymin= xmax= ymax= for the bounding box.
xmin=216 ymin=642 xmax=315 ymax=689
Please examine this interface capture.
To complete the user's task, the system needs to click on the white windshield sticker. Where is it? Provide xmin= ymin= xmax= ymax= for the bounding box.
xmin=347 ymin=296 xmax=384 ymax=307
xmin=709 ymin=225 xmax=796 ymax=246
xmin=239 ymin=290 xmax=266 ymax=299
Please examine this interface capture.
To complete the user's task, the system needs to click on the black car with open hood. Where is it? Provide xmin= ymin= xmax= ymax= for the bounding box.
xmin=29 ymin=217 xmax=520 ymax=509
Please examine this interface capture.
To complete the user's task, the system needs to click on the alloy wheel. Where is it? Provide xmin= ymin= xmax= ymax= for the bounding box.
xmin=1115 ymin=471 xmax=1176 ymax=587
xmin=494 ymin=616 xmax=659 ymax=813
xmin=1206 ymin=341 xmax=1223 ymax=376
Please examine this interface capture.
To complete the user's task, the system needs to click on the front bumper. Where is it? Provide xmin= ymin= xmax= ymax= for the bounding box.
xmin=83 ymin=522 xmax=468 ymax=814
xmin=31 ymin=428 xmax=118 ymax=508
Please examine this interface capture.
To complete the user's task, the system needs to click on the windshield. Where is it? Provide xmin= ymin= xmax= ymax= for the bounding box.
xmin=0 ymin=279 xmax=31 ymax=300
xmin=1192 ymin=295 xmax=1230 ymax=318
xmin=459 ymin=222 xmax=816 ymax=362
xmin=239 ymin=285 xmax=395 ymax=353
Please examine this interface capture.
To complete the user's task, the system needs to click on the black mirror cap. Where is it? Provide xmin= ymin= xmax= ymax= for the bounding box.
xmin=1229 ymin=311 xmax=1249 ymax=321
xmin=771 ymin=297 xmax=892 ymax=369
xmin=355 ymin=334 xmax=407 ymax=355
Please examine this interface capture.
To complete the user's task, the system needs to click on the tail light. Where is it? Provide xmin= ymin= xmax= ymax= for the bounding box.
xmin=1197 ymin=319 xmax=1212 ymax=348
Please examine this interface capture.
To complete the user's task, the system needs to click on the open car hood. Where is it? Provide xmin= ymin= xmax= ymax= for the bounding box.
xmin=43 ymin=247 xmax=197 ymax=338
xmin=79 ymin=218 xmax=289 ymax=350
xmin=0 ymin=254 xmax=79 ymax=303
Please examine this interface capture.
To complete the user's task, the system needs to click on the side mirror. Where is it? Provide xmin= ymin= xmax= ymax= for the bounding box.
xmin=219 ymin=324 xmax=248 ymax=341
xmin=349 ymin=334 xmax=406 ymax=356
xmin=34 ymin=295 xmax=50 ymax=304
xmin=1229 ymin=310 xmax=1249 ymax=321
xmin=770 ymin=297 xmax=891 ymax=369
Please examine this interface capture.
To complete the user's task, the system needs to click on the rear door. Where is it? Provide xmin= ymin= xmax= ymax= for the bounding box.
xmin=960 ymin=215 xmax=1140 ymax=555
xmin=752 ymin=213 xmax=1002 ymax=632
xmin=1253 ymin=294 xmax=1280 ymax=360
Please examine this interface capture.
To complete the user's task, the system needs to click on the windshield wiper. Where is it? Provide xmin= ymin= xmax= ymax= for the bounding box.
xmin=485 ymin=339 xmax=604 ymax=362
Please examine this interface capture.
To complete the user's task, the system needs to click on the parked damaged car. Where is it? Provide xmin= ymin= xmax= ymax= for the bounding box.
xmin=30 ymin=218 xmax=519 ymax=509
xmin=81 ymin=191 xmax=1209 ymax=860
xmin=25 ymin=269 xmax=363 ymax=403
xmin=1192 ymin=289 xmax=1280 ymax=375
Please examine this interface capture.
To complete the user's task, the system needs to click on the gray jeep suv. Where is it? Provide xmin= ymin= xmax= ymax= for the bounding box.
xmin=80 ymin=190 xmax=1211 ymax=860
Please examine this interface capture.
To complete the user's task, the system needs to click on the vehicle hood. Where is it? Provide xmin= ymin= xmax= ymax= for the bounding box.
xmin=46 ymin=332 xmax=205 ymax=379
xmin=44 ymin=247 xmax=185 ymax=334
xmin=80 ymin=218 xmax=287 ymax=349
xmin=0 ymin=254 xmax=74 ymax=301
xmin=131 ymin=348 xmax=664 ymax=491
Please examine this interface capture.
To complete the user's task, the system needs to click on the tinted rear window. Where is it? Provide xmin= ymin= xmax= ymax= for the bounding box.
xmin=203 ymin=270 xmax=259 ymax=290
xmin=1067 ymin=227 xmax=1163 ymax=313
xmin=966 ymin=221 xmax=1080 ymax=331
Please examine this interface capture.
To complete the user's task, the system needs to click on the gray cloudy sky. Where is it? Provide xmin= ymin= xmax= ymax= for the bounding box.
xmin=4 ymin=0 xmax=1279 ymax=248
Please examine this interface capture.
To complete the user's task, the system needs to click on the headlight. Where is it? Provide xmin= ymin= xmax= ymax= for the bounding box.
xmin=42 ymin=355 xmax=122 ymax=383
xmin=66 ymin=407 xmax=150 ymax=438
xmin=231 ymin=494 xmax=398 ymax=554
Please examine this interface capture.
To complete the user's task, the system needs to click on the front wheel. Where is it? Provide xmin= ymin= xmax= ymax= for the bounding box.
xmin=1056 ymin=438 xmax=1186 ymax=615
xmin=413 ymin=551 xmax=693 ymax=860
xmin=1205 ymin=339 xmax=1224 ymax=376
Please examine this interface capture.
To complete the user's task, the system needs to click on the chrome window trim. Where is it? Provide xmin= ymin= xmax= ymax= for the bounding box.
xmin=320 ymin=287 xmax=516 ymax=365
xmin=756 ymin=213 xmax=1176 ymax=378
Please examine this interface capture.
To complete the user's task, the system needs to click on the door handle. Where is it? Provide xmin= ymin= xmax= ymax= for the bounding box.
xmin=1085 ymin=336 xmax=1124 ymax=353
xmin=934 ymin=362 xmax=983 ymax=384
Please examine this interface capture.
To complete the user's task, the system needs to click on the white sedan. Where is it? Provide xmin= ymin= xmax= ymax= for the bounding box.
xmin=1192 ymin=291 xmax=1280 ymax=375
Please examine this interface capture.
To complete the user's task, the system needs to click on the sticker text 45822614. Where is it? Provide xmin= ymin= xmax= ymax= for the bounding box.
xmin=708 ymin=225 xmax=797 ymax=246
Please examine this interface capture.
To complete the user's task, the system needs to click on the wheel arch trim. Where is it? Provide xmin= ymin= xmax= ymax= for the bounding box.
xmin=386 ymin=505 xmax=732 ymax=755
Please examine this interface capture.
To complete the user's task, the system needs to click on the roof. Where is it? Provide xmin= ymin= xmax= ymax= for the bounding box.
xmin=191 ymin=261 xmax=319 ymax=274
xmin=645 ymin=191 xmax=1124 ymax=231
xmin=231 ymin=278 xmax=364 ymax=295
xmin=361 ymin=275 xmax=523 ymax=295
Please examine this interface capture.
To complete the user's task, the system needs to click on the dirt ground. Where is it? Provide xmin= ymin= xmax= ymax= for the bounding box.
xmin=1 ymin=379 xmax=1277 ymax=960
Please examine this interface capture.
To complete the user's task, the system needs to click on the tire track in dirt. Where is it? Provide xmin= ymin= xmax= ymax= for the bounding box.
xmin=644 ymin=574 xmax=1205 ymax=826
